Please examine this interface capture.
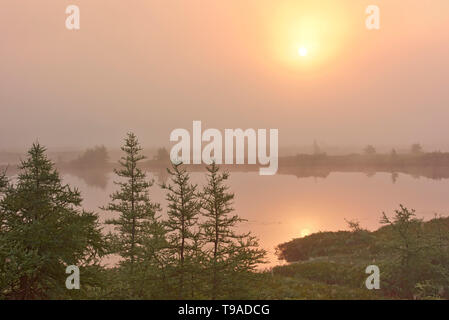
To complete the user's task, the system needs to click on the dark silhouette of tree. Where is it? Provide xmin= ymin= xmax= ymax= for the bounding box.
xmin=71 ymin=146 xmax=109 ymax=170
xmin=65 ymin=146 xmax=110 ymax=189
xmin=200 ymin=163 xmax=266 ymax=299
xmin=162 ymin=162 xmax=201 ymax=299
xmin=364 ymin=145 xmax=376 ymax=155
xmin=411 ymin=143 xmax=423 ymax=155
xmin=102 ymin=133 xmax=162 ymax=267
xmin=154 ymin=148 xmax=170 ymax=162
xmin=0 ymin=143 xmax=105 ymax=299
xmin=391 ymin=148 xmax=397 ymax=157
xmin=313 ymin=140 xmax=322 ymax=155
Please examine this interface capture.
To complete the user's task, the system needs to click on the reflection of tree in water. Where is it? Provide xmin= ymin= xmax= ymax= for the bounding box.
xmin=69 ymin=146 xmax=109 ymax=169
xmin=391 ymin=172 xmax=399 ymax=184
xmin=364 ymin=170 xmax=376 ymax=178
xmin=5 ymin=149 xmax=449 ymax=187
xmin=146 ymin=147 xmax=171 ymax=184
xmin=59 ymin=146 xmax=111 ymax=189
xmin=64 ymin=167 xmax=109 ymax=189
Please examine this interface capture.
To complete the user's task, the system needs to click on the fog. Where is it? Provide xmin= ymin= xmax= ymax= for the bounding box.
xmin=1 ymin=0 xmax=449 ymax=151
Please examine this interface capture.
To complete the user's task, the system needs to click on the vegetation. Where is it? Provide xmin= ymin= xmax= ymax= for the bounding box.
xmin=0 ymin=144 xmax=105 ymax=299
xmin=0 ymin=134 xmax=269 ymax=300
xmin=1 ymin=136 xmax=448 ymax=300
xmin=161 ymin=162 xmax=202 ymax=299
xmin=200 ymin=163 xmax=265 ymax=299
xmin=69 ymin=146 xmax=109 ymax=170
xmin=275 ymin=207 xmax=449 ymax=299
xmin=101 ymin=133 xmax=165 ymax=298
xmin=278 ymin=149 xmax=449 ymax=180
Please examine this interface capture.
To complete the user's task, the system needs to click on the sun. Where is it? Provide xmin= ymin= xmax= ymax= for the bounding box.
xmin=300 ymin=228 xmax=311 ymax=238
xmin=268 ymin=1 xmax=351 ymax=68
xmin=298 ymin=46 xmax=308 ymax=57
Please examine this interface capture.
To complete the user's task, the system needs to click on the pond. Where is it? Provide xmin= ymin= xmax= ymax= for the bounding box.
xmin=62 ymin=170 xmax=449 ymax=268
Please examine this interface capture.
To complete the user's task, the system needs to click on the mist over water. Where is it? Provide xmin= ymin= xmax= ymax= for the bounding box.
xmin=62 ymin=170 xmax=449 ymax=267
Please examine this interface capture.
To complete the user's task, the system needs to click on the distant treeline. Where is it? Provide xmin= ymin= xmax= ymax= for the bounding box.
xmin=282 ymin=151 xmax=449 ymax=167
xmin=3 ymin=144 xmax=449 ymax=175
xmin=3 ymin=145 xmax=449 ymax=192
xmin=277 ymin=151 xmax=449 ymax=180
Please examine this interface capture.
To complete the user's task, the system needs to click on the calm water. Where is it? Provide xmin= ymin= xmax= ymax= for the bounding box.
xmin=62 ymin=171 xmax=449 ymax=267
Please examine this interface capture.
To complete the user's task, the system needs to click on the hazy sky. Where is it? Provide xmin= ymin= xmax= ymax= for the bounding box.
xmin=1 ymin=0 xmax=449 ymax=150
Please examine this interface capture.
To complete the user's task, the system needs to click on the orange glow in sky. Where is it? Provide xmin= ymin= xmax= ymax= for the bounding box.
xmin=267 ymin=1 xmax=352 ymax=69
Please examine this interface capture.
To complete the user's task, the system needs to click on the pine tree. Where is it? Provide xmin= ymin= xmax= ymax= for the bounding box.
xmin=200 ymin=162 xmax=266 ymax=299
xmin=102 ymin=133 xmax=162 ymax=263
xmin=379 ymin=205 xmax=445 ymax=298
xmin=0 ymin=143 xmax=105 ymax=299
xmin=102 ymin=133 xmax=165 ymax=297
xmin=162 ymin=162 xmax=201 ymax=298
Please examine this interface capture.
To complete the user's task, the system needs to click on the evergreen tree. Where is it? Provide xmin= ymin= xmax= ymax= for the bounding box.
xmin=380 ymin=206 xmax=432 ymax=298
xmin=103 ymin=133 xmax=162 ymax=265
xmin=162 ymin=162 xmax=201 ymax=298
xmin=200 ymin=163 xmax=266 ymax=299
xmin=0 ymin=143 xmax=105 ymax=299
xmin=102 ymin=133 xmax=165 ymax=298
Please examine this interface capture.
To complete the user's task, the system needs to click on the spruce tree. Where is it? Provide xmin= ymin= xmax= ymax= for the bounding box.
xmin=102 ymin=133 xmax=165 ymax=297
xmin=0 ymin=143 xmax=105 ymax=299
xmin=162 ymin=162 xmax=201 ymax=298
xmin=103 ymin=133 xmax=162 ymax=264
xmin=200 ymin=162 xmax=266 ymax=299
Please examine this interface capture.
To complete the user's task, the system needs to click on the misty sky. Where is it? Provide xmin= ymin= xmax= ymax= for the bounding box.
xmin=1 ymin=0 xmax=449 ymax=150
